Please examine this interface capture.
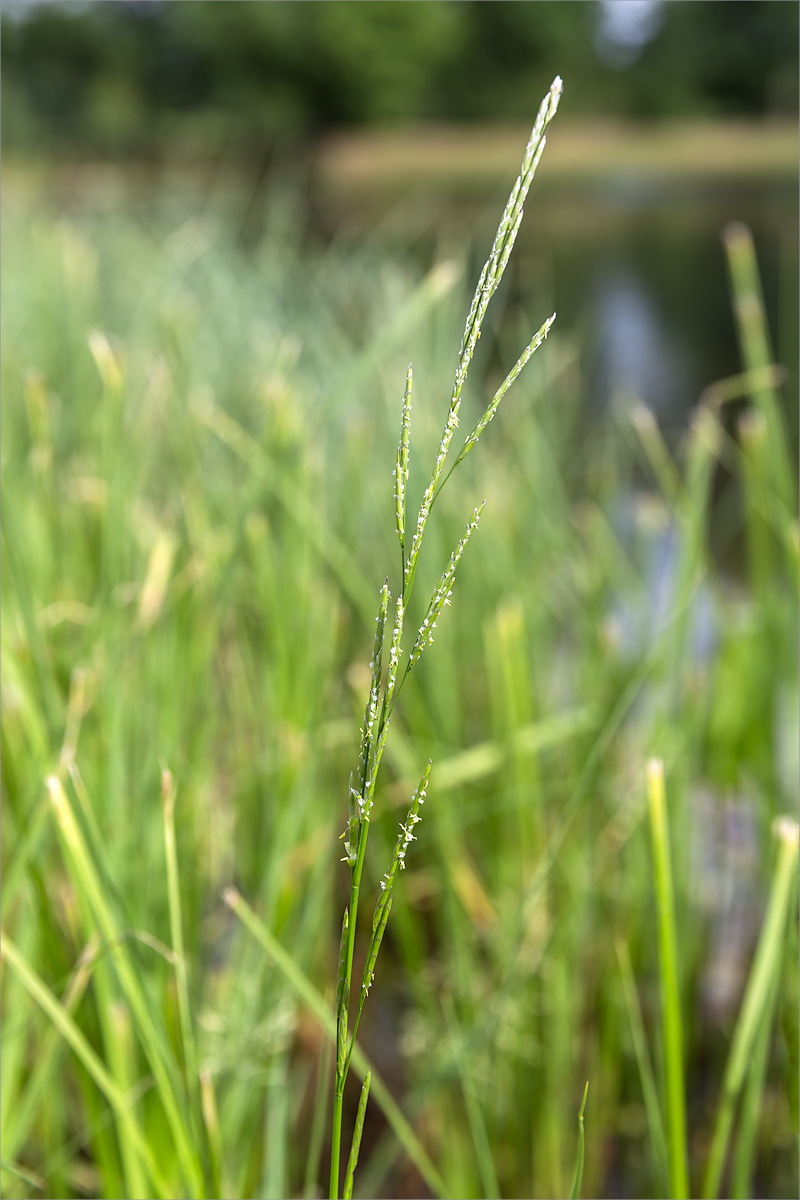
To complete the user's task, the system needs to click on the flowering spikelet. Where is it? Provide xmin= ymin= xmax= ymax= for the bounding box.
xmin=362 ymin=595 xmax=405 ymax=812
xmin=335 ymin=909 xmax=350 ymax=1082
xmin=361 ymin=762 xmax=431 ymax=1002
xmin=409 ymin=503 xmax=485 ymax=669
xmin=355 ymin=580 xmax=389 ymax=817
xmin=340 ymin=772 xmax=360 ymax=866
xmin=455 ymin=312 xmax=556 ymax=466
xmin=451 ymin=77 xmax=560 ymax=415
xmin=403 ymin=79 xmax=561 ymax=598
xmin=394 ymin=366 xmax=412 ymax=551
xmin=404 ymin=475 xmax=435 ymax=591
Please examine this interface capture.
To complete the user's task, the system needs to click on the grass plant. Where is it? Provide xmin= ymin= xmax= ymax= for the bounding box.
xmin=702 ymin=817 xmax=800 ymax=1200
xmin=322 ymin=76 xmax=562 ymax=1199
xmin=646 ymin=758 xmax=689 ymax=1199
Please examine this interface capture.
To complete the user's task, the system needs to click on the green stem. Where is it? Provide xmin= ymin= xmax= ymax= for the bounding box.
xmin=346 ymin=821 xmax=370 ymax=992
xmin=329 ymin=1089 xmax=343 ymax=1200
xmin=343 ymin=969 xmax=371 ymax=1079
xmin=701 ymin=818 xmax=799 ymax=1200
xmin=331 ymin=818 xmax=371 ymax=1198
xmin=646 ymin=758 xmax=689 ymax=1200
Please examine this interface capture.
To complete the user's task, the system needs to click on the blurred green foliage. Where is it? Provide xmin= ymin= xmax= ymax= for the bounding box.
xmin=2 ymin=0 xmax=798 ymax=157
xmin=1 ymin=161 xmax=798 ymax=1198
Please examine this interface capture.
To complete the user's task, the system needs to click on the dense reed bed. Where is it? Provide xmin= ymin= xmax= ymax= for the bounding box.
xmin=2 ymin=90 xmax=797 ymax=1197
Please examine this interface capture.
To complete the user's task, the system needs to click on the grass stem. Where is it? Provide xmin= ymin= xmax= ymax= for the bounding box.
xmin=646 ymin=758 xmax=689 ymax=1200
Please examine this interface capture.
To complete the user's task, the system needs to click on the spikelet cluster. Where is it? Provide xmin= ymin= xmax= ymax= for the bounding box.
xmin=403 ymin=76 xmax=562 ymax=596
xmin=331 ymin=79 xmax=563 ymax=1196
xmin=354 ymin=581 xmax=389 ymax=819
xmin=455 ymin=313 xmax=556 ymax=466
xmin=361 ymin=763 xmax=431 ymax=1001
xmin=363 ymin=595 xmax=404 ymax=809
xmin=394 ymin=366 xmax=412 ymax=551
xmin=409 ymin=503 xmax=485 ymax=668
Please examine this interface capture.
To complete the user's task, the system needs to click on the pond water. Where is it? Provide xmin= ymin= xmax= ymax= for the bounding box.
xmin=316 ymin=172 xmax=798 ymax=443
xmin=304 ymin=167 xmax=796 ymax=580
xmin=531 ymin=178 xmax=797 ymax=431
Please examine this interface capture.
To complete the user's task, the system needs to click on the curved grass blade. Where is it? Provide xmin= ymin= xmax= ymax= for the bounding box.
xmin=701 ymin=818 xmax=799 ymax=1200
xmin=1 ymin=936 xmax=171 ymax=1200
xmin=224 ymin=888 xmax=447 ymax=1199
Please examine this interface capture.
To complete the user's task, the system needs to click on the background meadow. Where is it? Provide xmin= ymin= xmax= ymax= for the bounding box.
xmin=2 ymin=4 xmax=798 ymax=1198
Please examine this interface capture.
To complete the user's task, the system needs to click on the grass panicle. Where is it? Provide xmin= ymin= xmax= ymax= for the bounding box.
xmin=328 ymin=78 xmax=563 ymax=1197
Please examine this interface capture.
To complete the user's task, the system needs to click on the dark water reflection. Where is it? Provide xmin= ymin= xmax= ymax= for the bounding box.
xmin=308 ymin=170 xmax=797 ymax=579
xmin=329 ymin=175 xmax=798 ymax=439
xmin=511 ymin=179 xmax=797 ymax=436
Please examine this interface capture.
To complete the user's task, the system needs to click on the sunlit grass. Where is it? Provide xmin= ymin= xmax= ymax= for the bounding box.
xmin=1 ymin=127 xmax=798 ymax=1199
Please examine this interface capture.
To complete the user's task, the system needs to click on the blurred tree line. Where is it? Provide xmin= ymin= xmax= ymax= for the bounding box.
xmin=2 ymin=0 xmax=798 ymax=157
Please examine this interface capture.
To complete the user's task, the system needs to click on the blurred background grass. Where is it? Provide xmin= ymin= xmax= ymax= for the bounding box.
xmin=2 ymin=4 xmax=798 ymax=1198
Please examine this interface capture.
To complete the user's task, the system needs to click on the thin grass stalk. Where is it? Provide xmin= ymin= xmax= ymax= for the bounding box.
xmin=350 ymin=764 xmax=431 ymax=1059
xmin=162 ymin=768 xmax=217 ymax=1194
xmin=616 ymin=940 xmax=670 ymax=1195
xmin=739 ymin=408 xmax=775 ymax=598
xmin=701 ymin=817 xmax=799 ymax=1200
xmin=52 ymin=790 xmax=152 ymax=1199
xmin=722 ymin=222 xmax=794 ymax=515
xmin=0 ymin=936 xmax=171 ymax=1200
xmin=442 ymin=992 xmax=500 ymax=1200
xmin=67 ymin=753 xmax=177 ymax=1194
xmin=224 ymin=888 xmax=448 ymax=1199
xmin=0 ymin=796 xmax=51 ymax=920
xmin=304 ymin=1024 xmax=334 ymax=1199
xmin=568 ymin=1082 xmax=589 ymax=1200
xmin=331 ymin=910 xmax=350 ymax=1199
xmin=161 ymin=771 xmax=201 ymax=1122
xmin=1 ymin=934 xmax=98 ymax=1165
xmin=342 ymin=1070 xmax=371 ymax=1200
xmin=263 ymin=1054 xmax=290 ymax=1199
xmin=646 ymin=758 xmax=689 ymax=1200
xmin=1 ymin=1161 xmax=45 ymax=1193
xmin=629 ymin=404 xmax=684 ymax=510
xmin=199 ymin=1068 xmax=224 ymax=1200
xmin=452 ymin=312 xmax=555 ymax=471
xmin=47 ymin=775 xmax=204 ymax=1197
xmin=667 ymin=407 xmax=721 ymax=711
xmin=728 ymin=955 xmax=783 ymax=1198
xmin=110 ymin=1001 xmax=150 ymax=1199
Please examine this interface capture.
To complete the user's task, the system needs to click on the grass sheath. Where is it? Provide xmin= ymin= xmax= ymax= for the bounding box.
xmin=328 ymin=75 xmax=562 ymax=1198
